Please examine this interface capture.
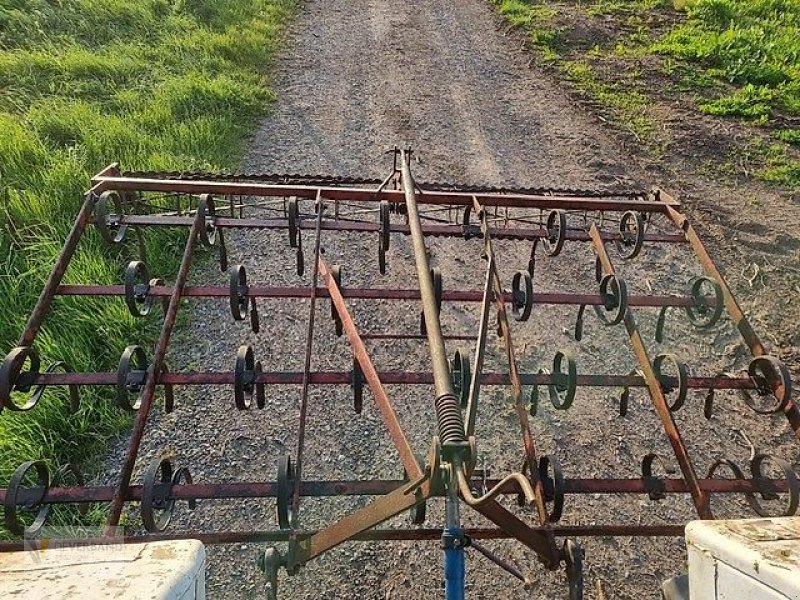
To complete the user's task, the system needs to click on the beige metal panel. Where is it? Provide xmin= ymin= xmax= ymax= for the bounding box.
xmin=0 ymin=540 xmax=206 ymax=599
xmin=687 ymin=518 xmax=800 ymax=600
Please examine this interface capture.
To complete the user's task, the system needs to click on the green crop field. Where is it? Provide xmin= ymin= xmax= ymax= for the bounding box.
xmin=656 ymin=0 xmax=800 ymax=185
xmin=0 ymin=0 xmax=293 ymax=532
xmin=492 ymin=0 xmax=800 ymax=188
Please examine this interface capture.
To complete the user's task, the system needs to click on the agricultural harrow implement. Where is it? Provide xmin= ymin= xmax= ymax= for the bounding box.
xmin=1 ymin=149 xmax=798 ymax=598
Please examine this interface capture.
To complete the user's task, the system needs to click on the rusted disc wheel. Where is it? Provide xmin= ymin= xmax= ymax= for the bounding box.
xmin=685 ymin=276 xmax=723 ymax=330
xmin=378 ymin=242 xmax=387 ymax=275
xmin=116 ymin=345 xmax=148 ymax=411
xmin=740 ymin=355 xmax=793 ymax=415
xmin=511 ymin=270 xmax=533 ymax=322
xmin=403 ymin=455 xmax=428 ymax=525
xmin=573 ymin=304 xmax=587 ymax=341
xmin=0 ymin=346 xmax=42 ymax=412
xmin=529 ymin=367 xmax=549 ymax=417
xmin=288 ymin=198 xmax=299 ymax=248
xmin=706 ymin=457 xmax=753 ymax=515
xmin=150 ymin=277 xmax=169 ymax=313
xmin=276 ymin=454 xmax=295 ymax=529
xmin=564 ymin=539 xmax=585 ymax=600
xmin=330 ymin=265 xmax=343 ymax=336
xmin=53 ymin=463 xmax=89 ymax=518
xmin=160 ymin=363 xmax=175 ymax=414
xmin=653 ymin=353 xmax=688 ymax=412
xmin=655 ymin=305 xmax=670 ymax=343
xmin=30 ymin=361 xmax=80 ymax=414
xmin=450 ymin=348 xmax=471 ymax=409
xmin=593 ymin=256 xmax=603 ymax=283
xmin=172 ymin=466 xmax=196 ymax=510
xmin=261 ymin=547 xmax=283 ymax=600
xmin=549 ymin=350 xmax=577 ymax=410
xmin=217 ymin=228 xmax=228 ymax=272
xmin=619 ymin=385 xmax=630 ymax=417
xmin=141 ymin=456 xmax=176 ymax=533
xmin=254 ymin=361 xmax=266 ymax=409
xmin=539 ymin=455 xmax=565 ymax=522
xmin=618 ymin=369 xmax=640 ymax=417
xmin=616 ymin=210 xmax=645 ymax=260
xmin=352 ymin=357 xmax=365 ymax=414
xmin=748 ymin=453 xmax=799 ymax=517
xmin=4 ymin=460 xmax=51 ymax=537
xmin=249 ymin=297 xmax=261 ymax=334
xmin=542 ymin=209 xmax=567 ymax=257
xmin=93 ymin=190 xmax=127 ymax=244
xmin=431 ymin=267 xmax=442 ymax=311
xmin=197 ymin=194 xmax=217 ymax=247
xmin=378 ymin=208 xmax=389 ymax=274
xmin=234 ymin=345 xmax=256 ymax=410
xmin=409 ymin=500 xmax=426 ymax=525
xmin=229 ymin=264 xmax=249 ymax=321
xmin=641 ymin=453 xmax=675 ymax=501
xmin=296 ymin=244 xmax=305 ymax=277
xmin=462 ymin=204 xmax=481 ymax=239
xmin=379 ymin=200 xmax=391 ymax=250
xmin=593 ymin=274 xmax=627 ymax=326
xmin=124 ymin=260 xmax=154 ymax=318
xmin=703 ymin=386 xmax=715 ymax=420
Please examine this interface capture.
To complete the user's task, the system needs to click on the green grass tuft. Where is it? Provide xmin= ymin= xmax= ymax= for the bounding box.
xmin=653 ymin=0 xmax=800 ymax=119
xmin=0 ymin=0 xmax=294 ymax=535
xmin=562 ymin=60 xmax=654 ymax=142
xmin=490 ymin=0 xmax=799 ymax=189
xmin=490 ymin=0 xmax=655 ymax=142
xmin=775 ymin=129 xmax=800 ymax=146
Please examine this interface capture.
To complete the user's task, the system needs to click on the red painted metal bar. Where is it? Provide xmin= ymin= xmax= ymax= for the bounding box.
xmin=666 ymin=205 xmax=800 ymax=440
xmin=104 ymin=203 xmax=205 ymax=534
xmin=291 ymin=194 xmax=325 ymax=526
xmin=30 ymin=370 xmax=757 ymax=390
xmin=56 ymin=283 xmax=708 ymax=308
xmin=1 ymin=477 xmax=783 ymax=505
xmin=17 ymin=165 xmax=116 ymax=347
xmin=108 ymin=213 xmax=686 ymax=243
xmin=319 ymin=259 xmax=423 ymax=480
xmin=590 ymin=224 xmax=712 ymax=518
xmin=0 ymin=524 xmax=686 ymax=553
xmin=92 ymin=174 xmax=679 ymax=211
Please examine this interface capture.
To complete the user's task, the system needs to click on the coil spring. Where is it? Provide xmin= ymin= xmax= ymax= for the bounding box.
xmin=435 ymin=392 xmax=467 ymax=447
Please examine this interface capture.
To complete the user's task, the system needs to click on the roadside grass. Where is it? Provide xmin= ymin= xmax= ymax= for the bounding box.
xmin=491 ymin=0 xmax=800 ymax=189
xmin=653 ymin=0 xmax=799 ymax=120
xmin=653 ymin=0 xmax=800 ymax=186
xmin=0 ymin=0 xmax=293 ymax=534
xmin=492 ymin=0 xmax=660 ymax=144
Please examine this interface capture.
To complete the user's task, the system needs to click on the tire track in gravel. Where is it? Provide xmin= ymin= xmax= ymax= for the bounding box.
xmin=102 ymin=0 xmax=799 ymax=598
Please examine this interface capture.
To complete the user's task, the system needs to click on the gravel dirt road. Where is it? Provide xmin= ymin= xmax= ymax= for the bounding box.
xmin=104 ymin=0 xmax=800 ymax=597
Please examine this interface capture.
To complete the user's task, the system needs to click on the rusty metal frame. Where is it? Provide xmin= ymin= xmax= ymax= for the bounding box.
xmin=1 ymin=153 xmax=797 ymax=596
xmin=106 ymin=195 xmax=207 ymax=533
xmin=290 ymin=191 xmax=325 ymax=527
xmin=589 ymin=225 xmax=711 ymax=518
xmin=471 ymin=196 xmax=555 ymax=546
xmin=664 ymin=205 xmax=800 ymax=440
